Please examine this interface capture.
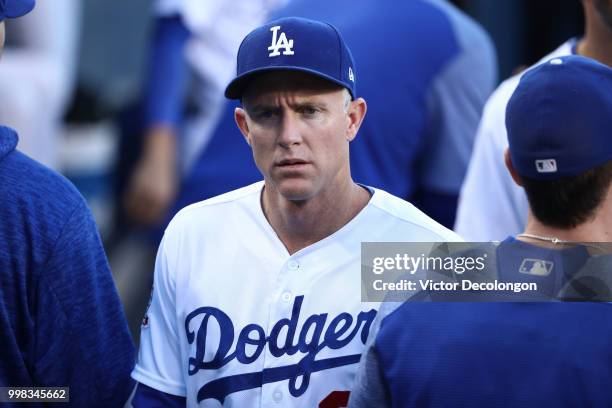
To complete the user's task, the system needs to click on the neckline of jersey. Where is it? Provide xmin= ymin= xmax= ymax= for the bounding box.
xmin=252 ymin=182 xmax=378 ymax=259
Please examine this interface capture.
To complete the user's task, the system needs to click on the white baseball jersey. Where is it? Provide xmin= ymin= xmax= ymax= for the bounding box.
xmin=132 ymin=181 xmax=460 ymax=407
xmin=454 ymin=40 xmax=575 ymax=241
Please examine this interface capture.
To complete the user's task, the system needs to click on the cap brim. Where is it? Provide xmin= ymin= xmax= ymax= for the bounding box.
xmin=224 ymin=66 xmax=354 ymax=100
xmin=3 ymin=0 xmax=35 ymax=19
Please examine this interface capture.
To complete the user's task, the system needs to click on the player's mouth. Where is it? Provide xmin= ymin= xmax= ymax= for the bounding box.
xmin=276 ymin=158 xmax=311 ymax=169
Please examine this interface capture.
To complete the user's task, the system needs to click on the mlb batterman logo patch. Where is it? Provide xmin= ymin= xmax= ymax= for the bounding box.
xmin=535 ymin=159 xmax=557 ymax=173
xmin=519 ymin=258 xmax=553 ymax=276
xmin=268 ymin=25 xmax=295 ymax=57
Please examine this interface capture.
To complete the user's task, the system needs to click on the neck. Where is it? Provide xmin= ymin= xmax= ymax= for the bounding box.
xmin=523 ymin=217 xmax=611 ymax=244
xmin=521 ymin=193 xmax=612 ymax=245
xmin=577 ymin=4 xmax=612 ymax=66
xmin=262 ymin=177 xmax=370 ymax=255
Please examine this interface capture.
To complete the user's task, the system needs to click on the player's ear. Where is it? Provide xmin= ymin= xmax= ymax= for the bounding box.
xmin=504 ymin=148 xmax=524 ymax=187
xmin=345 ymin=97 xmax=367 ymax=142
xmin=235 ymin=107 xmax=252 ymax=146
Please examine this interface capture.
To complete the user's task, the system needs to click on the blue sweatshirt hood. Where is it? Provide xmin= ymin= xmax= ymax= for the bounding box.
xmin=0 ymin=126 xmax=18 ymax=162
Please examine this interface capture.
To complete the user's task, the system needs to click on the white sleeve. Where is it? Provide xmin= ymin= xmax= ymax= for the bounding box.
xmin=454 ymin=78 xmax=529 ymax=241
xmin=131 ymin=232 xmax=186 ymax=397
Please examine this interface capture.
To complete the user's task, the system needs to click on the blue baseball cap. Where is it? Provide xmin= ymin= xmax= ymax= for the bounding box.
xmin=225 ymin=17 xmax=357 ymax=100
xmin=0 ymin=0 xmax=35 ymax=21
xmin=506 ymin=55 xmax=612 ymax=180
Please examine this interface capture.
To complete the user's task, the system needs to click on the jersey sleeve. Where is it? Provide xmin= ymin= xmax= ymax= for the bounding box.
xmin=131 ymin=230 xmax=186 ymax=397
xmin=144 ymin=16 xmax=191 ymax=130
xmin=454 ymin=78 xmax=529 ymax=241
xmin=132 ymin=382 xmax=187 ymax=408
xmin=33 ymin=199 xmax=136 ymax=407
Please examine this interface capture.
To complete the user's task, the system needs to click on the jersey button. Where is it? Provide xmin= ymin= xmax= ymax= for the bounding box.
xmin=281 ymin=291 xmax=293 ymax=302
xmin=273 ymin=390 xmax=283 ymax=403
xmin=287 ymin=260 xmax=300 ymax=270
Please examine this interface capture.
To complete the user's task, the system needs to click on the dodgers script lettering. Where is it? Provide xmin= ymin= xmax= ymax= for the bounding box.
xmin=184 ymin=296 xmax=376 ymax=403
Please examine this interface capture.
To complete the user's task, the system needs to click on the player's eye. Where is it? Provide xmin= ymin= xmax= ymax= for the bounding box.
xmin=299 ymin=106 xmax=319 ymax=117
xmin=256 ymin=110 xmax=278 ymax=120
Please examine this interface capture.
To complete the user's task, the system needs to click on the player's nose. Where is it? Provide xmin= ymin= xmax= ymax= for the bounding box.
xmin=277 ymin=111 xmax=302 ymax=148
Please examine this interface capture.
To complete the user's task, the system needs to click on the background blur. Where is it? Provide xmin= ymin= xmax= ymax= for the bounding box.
xmin=4 ymin=0 xmax=585 ymax=342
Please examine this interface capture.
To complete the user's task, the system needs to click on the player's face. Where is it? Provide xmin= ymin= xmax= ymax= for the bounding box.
xmin=236 ymin=71 xmax=366 ymax=201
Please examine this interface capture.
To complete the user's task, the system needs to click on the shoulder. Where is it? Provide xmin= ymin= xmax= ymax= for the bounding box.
xmin=1 ymin=149 xmax=84 ymax=206
xmin=475 ymin=73 xmax=521 ymax=150
xmin=412 ymin=0 xmax=496 ymax=112
xmin=165 ymin=181 xmax=263 ymax=236
xmin=369 ymin=188 xmax=463 ymax=242
xmin=423 ymin=0 xmax=492 ymax=46
xmin=483 ymin=73 xmax=521 ymax=120
xmin=0 ymin=147 xmax=90 ymax=240
xmin=411 ymin=0 xmax=495 ymax=71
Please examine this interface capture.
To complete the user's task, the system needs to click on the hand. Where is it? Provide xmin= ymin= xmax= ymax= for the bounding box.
xmin=124 ymin=126 xmax=178 ymax=226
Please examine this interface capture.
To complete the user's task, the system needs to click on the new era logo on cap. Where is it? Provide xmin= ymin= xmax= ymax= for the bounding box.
xmin=535 ymin=159 xmax=557 ymax=173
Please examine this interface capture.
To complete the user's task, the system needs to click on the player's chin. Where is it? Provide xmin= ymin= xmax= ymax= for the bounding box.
xmin=273 ymin=177 xmax=317 ymax=201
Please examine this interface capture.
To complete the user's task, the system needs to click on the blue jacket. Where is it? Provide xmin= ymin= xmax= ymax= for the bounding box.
xmin=0 ymin=126 xmax=135 ymax=407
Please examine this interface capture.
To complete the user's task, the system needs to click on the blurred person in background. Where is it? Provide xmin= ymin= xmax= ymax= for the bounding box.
xmin=455 ymin=0 xmax=612 ymax=240
xmin=0 ymin=1 xmax=135 ymax=405
xmin=121 ymin=0 xmax=285 ymax=228
xmin=122 ymin=0 xmax=496 ymax=233
xmin=0 ymin=0 xmax=79 ymax=169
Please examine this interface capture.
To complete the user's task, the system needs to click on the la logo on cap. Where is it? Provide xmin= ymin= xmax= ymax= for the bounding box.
xmin=268 ymin=26 xmax=294 ymax=57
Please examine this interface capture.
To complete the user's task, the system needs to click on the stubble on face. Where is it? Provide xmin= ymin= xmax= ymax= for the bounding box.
xmin=241 ymin=72 xmax=352 ymax=203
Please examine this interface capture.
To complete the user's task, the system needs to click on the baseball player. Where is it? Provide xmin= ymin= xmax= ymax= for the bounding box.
xmin=454 ymin=0 xmax=612 ymax=241
xmin=349 ymin=55 xmax=612 ymax=408
xmin=0 ymin=1 xmax=135 ymax=406
xmin=131 ymin=17 xmax=460 ymax=407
